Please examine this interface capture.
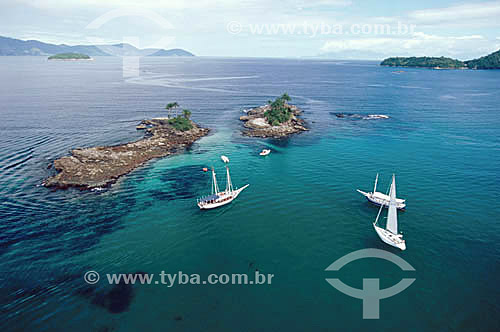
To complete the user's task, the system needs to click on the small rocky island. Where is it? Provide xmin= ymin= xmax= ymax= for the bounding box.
xmin=240 ymin=94 xmax=308 ymax=138
xmin=48 ymin=53 xmax=92 ymax=60
xmin=44 ymin=105 xmax=209 ymax=189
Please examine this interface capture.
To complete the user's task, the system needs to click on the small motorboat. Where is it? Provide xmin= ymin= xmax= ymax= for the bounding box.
xmin=202 ymin=167 xmax=208 ymax=172
xmin=221 ymin=155 xmax=230 ymax=163
xmin=259 ymin=149 xmax=271 ymax=156
xmin=357 ymin=173 xmax=406 ymax=210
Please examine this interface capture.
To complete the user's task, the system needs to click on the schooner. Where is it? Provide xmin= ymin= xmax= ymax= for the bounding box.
xmin=357 ymin=173 xmax=406 ymax=210
xmin=197 ymin=166 xmax=249 ymax=210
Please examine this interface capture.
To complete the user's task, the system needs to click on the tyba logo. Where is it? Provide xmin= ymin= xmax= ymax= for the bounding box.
xmin=325 ymin=248 xmax=415 ymax=319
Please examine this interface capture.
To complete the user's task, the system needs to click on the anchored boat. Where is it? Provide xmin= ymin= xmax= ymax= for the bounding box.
xmin=373 ymin=175 xmax=406 ymax=250
xmin=197 ymin=166 xmax=249 ymax=210
xmin=259 ymin=149 xmax=271 ymax=156
xmin=357 ymin=173 xmax=406 ymax=210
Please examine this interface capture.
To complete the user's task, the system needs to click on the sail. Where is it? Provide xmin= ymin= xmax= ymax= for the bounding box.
xmin=386 ymin=175 xmax=398 ymax=234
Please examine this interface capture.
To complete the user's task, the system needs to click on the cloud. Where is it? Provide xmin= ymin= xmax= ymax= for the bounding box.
xmin=368 ymin=1 xmax=500 ymax=29
xmin=12 ymin=0 xmax=231 ymax=10
xmin=409 ymin=1 xmax=500 ymax=22
xmin=5 ymin=0 xmax=499 ymax=57
xmin=320 ymin=32 xmax=495 ymax=59
xmin=295 ymin=0 xmax=352 ymax=8
xmin=13 ymin=0 xmax=352 ymax=10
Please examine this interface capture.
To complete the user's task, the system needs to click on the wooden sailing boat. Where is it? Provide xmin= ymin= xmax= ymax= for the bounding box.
xmin=197 ymin=166 xmax=249 ymax=210
xmin=357 ymin=173 xmax=406 ymax=210
xmin=373 ymin=175 xmax=406 ymax=250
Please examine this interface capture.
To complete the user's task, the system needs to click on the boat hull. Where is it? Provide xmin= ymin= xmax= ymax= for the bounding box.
xmin=357 ymin=190 xmax=406 ymax=210
xmin=373 ymin=224 xmax=406 ymax=250
xmin=198 ymin=185 xmax=249 ymax=210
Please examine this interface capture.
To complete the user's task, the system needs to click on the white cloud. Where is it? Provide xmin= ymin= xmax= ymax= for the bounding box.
xmin=296 ymin=0 xmax=352 ymax=8
xmin=320 ymin=32 xmax=495 ymax=59
xmin=14 ymin=0 xmax=352 ymax=10
xmin=454 ymin=35 xmax=484 ymax=40
xmin=13 ymin=0 xmax=236 ymax=10
xmin=370 ymin=1 xmax=500 ymax=29
xmin=409 ymin=1 xmax=500 ymax=23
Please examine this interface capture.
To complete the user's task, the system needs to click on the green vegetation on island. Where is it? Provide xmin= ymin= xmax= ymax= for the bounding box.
xmin=165 ymin=102 xmax=180 ymax=117
xmin=381 ymin=49 xmax=500 ymax=70
xmin=168 ymin=116 xmax=193 ymax=131
xmin=265 ymin=93 xmax=293 ymax=126
xmin=48 ymin=53 xmax=91 ymax=60
xmin=465 ymin=49 xmax=500 ymax=69
xmin=381 ymin=56 xmax=466 ymax=69
xmin=165 ymin=102 xmax=193 ymax=131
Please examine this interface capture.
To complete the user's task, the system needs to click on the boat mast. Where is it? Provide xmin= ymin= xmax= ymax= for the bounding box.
xmin=373 ymin=173 xmax=379 ymax=193
xmin=226 ymin=166 xmax=233 ymax=192
xmin=212 ymin=167 xmax=219 ymax=195
xmin=374 ymin=200 xmax=384 ymax=226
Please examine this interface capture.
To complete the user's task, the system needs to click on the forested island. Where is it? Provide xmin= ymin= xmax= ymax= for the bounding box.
xmin=381 ymin=49 xmax=500 ymax=70
xmin=381 ymin=56 xmax=466 ymax=69
xmin=48 ymin=53 xmax=91 ymax=60
xmin=465 ymin=49 xmax=500 ymax=69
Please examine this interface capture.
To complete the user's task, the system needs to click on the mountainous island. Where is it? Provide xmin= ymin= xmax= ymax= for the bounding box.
xmin=150 ymin=49 xmax=194 ymax=57
xmin=0 ymin=35 xmax=194 ymax=57
xmin=48 ymin=53 xmax=91 ymax=60
xmin=381 ymin=49 xmax=500 ymax=69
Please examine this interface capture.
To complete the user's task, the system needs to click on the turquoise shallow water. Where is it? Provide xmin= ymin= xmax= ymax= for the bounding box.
xmin=0 ymin=57 xmax=499 ymax=331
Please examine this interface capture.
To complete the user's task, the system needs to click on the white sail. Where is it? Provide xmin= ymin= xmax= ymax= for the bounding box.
xmin=386 ymin=175 xmax=398 ymax=234
xmin=373 ymin=173 xmax=379 ymax=193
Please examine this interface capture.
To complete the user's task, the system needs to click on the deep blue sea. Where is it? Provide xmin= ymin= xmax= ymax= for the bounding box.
xmin=0 ymin=56 xmax=499 ymax=331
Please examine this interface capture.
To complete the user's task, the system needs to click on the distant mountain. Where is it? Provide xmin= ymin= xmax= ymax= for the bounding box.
xmin=150 ymin=48 xmax=194 ymax=57
xmin=381 ymin=49 xmax=500 ymax=70
xmin=0 ymin=36 xmax=194 ymax=57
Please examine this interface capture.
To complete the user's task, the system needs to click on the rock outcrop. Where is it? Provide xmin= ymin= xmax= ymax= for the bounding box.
xmin=239 ymin=103 xmax=308 ymax=138
xmin=44 ymin=118 xmax=209 ymax=189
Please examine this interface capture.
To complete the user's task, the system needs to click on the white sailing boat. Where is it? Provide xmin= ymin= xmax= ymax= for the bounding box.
xmin=357 ymin=173 xmax=406 ymax=210
xmin=197 ymin=166 xmax=249 ymax=210
xmin=373 ymin=175 xmax=406 ymax=250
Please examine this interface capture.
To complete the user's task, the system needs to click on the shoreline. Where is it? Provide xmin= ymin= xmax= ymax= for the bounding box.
xmin=43 ymin=118 xmax=209 ymax=190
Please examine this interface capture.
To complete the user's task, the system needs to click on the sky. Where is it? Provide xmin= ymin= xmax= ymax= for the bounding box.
xmin=1 ymin=0 xmax=500 ymax=59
